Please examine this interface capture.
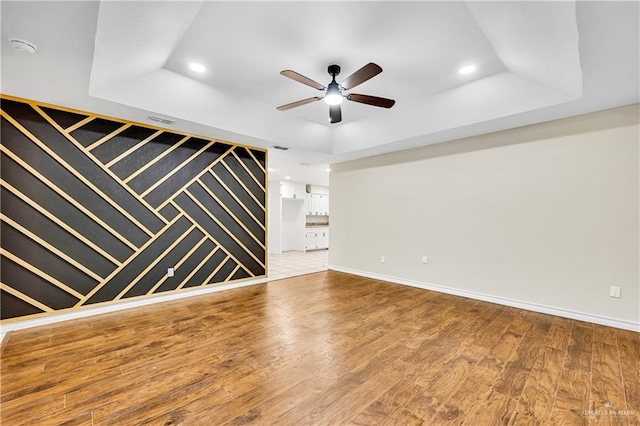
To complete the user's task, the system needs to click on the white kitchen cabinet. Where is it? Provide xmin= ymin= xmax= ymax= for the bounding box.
xmin=321 ymin=195 xmax=329 ymax=216
xmin=280 ymin=181 xmax=305 ymax=200
xmin=280 ymin=181 xmax=293 ymax=199
xmin=307 ymin=193 xmax=319 ymax=215
xmin=293 ymin=183 xmax=306 ymax=199
xmin=317 ymin=228 xmax=329 ymax=248
xmin=307 ymin=194 xmax=329 ymax=216
xmin=305 ymin=228 xmax=329 ymax=251
xmin=305 ymin=231 xmax=317 ymax=251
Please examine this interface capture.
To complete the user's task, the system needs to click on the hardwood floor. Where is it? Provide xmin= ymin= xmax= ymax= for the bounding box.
xmin=1 ymin=271 xmax=638 ymax=425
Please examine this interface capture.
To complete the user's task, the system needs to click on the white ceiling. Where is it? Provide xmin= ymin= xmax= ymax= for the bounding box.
xmin=1 ymin=1 xmax=638 ymax=186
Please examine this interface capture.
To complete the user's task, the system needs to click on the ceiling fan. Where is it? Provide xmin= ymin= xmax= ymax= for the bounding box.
xmin=276 ymin=63 xmax=395 ymax=124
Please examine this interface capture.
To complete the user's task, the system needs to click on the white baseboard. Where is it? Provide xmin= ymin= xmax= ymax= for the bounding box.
xmin=329 ymin=265 xmax=640 ymax=332
xmin=0 ymin=278 xmax=268 ymax=338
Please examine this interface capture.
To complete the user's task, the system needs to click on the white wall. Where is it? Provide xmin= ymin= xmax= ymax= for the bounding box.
xmin=268 ymin=180 xmax=282 ymax=254
xmin=282 ymin=198 xmax=305 ymax=251
xmin=330 ymin=104 xmax=639 ymax=330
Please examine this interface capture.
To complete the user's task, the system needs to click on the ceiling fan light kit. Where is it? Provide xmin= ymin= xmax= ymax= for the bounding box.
xmin=324 ymin=92 xmax=343 ymax=106
xmin=277 ymin=62 xmax=395 ymax=124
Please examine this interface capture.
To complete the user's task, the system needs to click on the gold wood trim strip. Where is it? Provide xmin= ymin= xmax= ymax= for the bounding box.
xmin=246 ymin=148 xmax=266 ymax=174
xmin=146 ymin=235 xmax=208 ymax=295
xmin=0 ymin=180 xmax=122 ymax=266
xmin=114 ymin=223 xmax=196 ymax=300
xmin=2 ymin=109 xmax=155 ymax=238
xmin=76 ymin=214 xmax=184 ymax=306
xmin=220 ymin=159 xmax=266 ymax=211
xmin=123 ymin=135 xmax=190 ymax=184
xmin=231 ymin=149 xmax=265 ymax=192
xmin=86 ymin=123 xmax=132 ymax=151
xmin=0 ymin=249 xmax=85 ymax=300
xmin=0 ymin=145 xmax=139 ymax=251
xmin=176 ymin=247 xmax=220 ymax=291
xmin=64 ymin=116 xmax=94 ymax=133
xmin=104 ymin=130 xmax=163 ymax=169
xmin=170 ymin=201 xmax=254 ymax=277
xmin=154 ymin=146 xmax=234 ymax=212
xmin=196 ymin=179 xmax=265 ymax=249
xmin=175 ymin=235 xmax=208 ymax=270
xmin=0 ymin=282 xmax=54 ymax=313
xmin=201 ymin=255 xmax=229 ymax=286
xmin=139 ymin=141 xmax=215 ymax=199
xmin=1 ymin=215 xmax=104 ymax=284
xmin=184 ymin=189 xmax=265 ymax=268
xmin=224 ymin=264 xmax=242 ymax=283
xmin=208 ymin=170 xmax=265 ymax=231
xmin=241 ymin=262 xmax=252 ymax=277
xmin=32 ymin=106 xmax=170 ymax=226
xmin=146 ymin=276 xmax=169 ymax=297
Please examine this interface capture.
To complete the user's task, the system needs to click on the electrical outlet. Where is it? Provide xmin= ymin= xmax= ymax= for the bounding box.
xmin=422 ymin=256 xmax=428 ymax=264
xmin=380 ymin=256 xmax=385 ymax=263
xmin=167 ymin=267 xmax=174 ymax=277
xmin=610 ymin=286 xmax=620 ymax=298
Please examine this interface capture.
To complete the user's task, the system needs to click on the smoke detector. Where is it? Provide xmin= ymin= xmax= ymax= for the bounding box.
xmin=9 ymin=38 xmax=37 ymax=54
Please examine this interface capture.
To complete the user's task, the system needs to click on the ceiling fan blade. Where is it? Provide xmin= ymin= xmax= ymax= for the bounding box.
xmin=347 ymin=93 xmax=395 ymax=108
xmin=280 ymin=70 xmax=326 ymax=90
xmin=340 ymin=63 xmax=383 ymax=90
xmin=276 ymin=97 xmax=322 ymax=111
xmin=330 ymin=104 xmax=342 ymax=124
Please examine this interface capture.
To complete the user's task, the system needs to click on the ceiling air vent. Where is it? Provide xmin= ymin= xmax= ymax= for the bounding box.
xmin=300 ymin=162 xmax=314 ymax=166
xmin=271 ymin=145 xmax=289 ymax=151
xmin=148 ymin=116 xmax=175 ymax=126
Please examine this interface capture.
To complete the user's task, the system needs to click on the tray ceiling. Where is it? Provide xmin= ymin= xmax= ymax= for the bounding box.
xmin=1 ymin=1 xmax=638 ymax=184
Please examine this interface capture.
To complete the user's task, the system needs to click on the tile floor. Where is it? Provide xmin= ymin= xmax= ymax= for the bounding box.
xmin=268 ymin=249 xmax=329 ymax=280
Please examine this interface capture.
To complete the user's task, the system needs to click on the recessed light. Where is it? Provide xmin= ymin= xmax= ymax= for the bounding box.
xmin=267 ymin=168 xmax=275 ymax=172
xmin=459 ymin=65 xmax=476 ymax=75
xmin=284 ymin=176 xmax=291 ymax=180
xmin=189 ymin=62 xmax=206 ymax=73
xmin=326 ymin=167 xmax=331 ymax=172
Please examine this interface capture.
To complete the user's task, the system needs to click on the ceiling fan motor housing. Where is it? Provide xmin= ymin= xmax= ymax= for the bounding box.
xmin=328 ymin=64 xmax=341 ymax=77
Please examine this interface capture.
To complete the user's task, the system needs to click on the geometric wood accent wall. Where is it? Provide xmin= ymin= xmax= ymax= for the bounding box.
xmin=0 ymin=96 xmax=267 ymax=322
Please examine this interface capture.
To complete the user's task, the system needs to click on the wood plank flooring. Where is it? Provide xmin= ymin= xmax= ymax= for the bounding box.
xmin=1 ymin=271 xmax=639 ymax=425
